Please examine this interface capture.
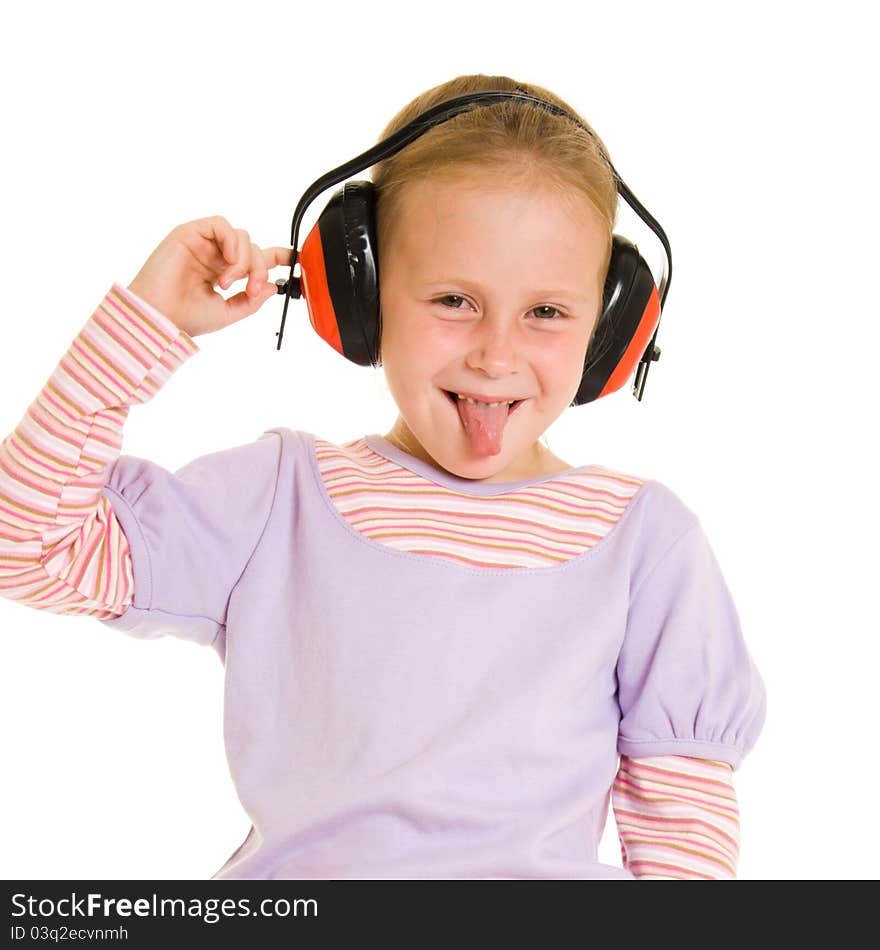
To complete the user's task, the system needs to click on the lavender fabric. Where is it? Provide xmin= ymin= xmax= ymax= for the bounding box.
xmin=99 ymin=427 xmax=766 ymax=880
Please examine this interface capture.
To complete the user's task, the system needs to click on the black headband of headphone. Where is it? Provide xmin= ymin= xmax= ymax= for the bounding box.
xmin=274 ymin=90 xmax=672 ymax=399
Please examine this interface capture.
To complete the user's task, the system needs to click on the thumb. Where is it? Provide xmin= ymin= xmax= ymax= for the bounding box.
xmin=249 ymin=280 xmax=283 ymax=317
xmin=258 ymin=280 xmax=281 ymax=306
xmin=223 ymin=281 xmax=279 ymax=325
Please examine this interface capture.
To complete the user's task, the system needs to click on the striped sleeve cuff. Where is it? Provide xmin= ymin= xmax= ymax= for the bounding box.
xmin=612 ymin=754 xmax=741 ymax=880
xmin=105 ymin=282 xmax=199 ymax=403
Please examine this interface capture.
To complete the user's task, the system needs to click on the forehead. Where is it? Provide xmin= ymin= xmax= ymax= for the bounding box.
xmin=387 ymin=170 xmax=607 ymax=281
xmin=398 ymin=168 xmax=598 ymax=222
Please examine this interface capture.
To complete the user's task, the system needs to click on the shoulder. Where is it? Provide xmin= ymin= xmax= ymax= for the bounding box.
xmin=254 ymin=428 xmax=396 ymax=494
xmin=258 ymin=427 xmax=363 ymax=459
xmin=561 ymin=462 xmax=697 ymax=528
xmin=572 ymin=459 xmax=696 ymax=522
xmin=614 ymin=476 xmax=706 ymax=593
xmin=104 ymin=429 xmax=284 ymax=500
xmin=630 ymin=475 xmax=700 ymax=530
xmin=563 ymin=462 xmax=702 ymax=563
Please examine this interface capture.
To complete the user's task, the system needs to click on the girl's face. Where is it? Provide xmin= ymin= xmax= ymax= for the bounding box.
xmin=378 ymin=170 xmax=607 ymax=483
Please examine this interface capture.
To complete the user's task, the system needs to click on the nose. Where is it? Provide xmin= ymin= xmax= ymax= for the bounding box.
xmin=463 ymin=314 xmax=521 ymax=378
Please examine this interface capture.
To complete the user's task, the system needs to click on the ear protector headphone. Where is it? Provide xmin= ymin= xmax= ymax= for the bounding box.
xmin=274 ymin=90 xmax=672 ymax=403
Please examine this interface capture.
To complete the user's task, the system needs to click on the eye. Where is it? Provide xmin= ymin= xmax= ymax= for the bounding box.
xmin=434 ymin=294 xmax=471 ymax=310
xmin=531 ymin=305 xmax=566 ymax=320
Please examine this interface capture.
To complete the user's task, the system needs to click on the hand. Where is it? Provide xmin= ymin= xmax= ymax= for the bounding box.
xmin=127 ymin=215 xmax=293 ymax=338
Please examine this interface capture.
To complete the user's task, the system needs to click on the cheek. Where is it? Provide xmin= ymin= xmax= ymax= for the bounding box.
xmin=528 ymin=336 xmax=590 ymax=405
xmin=380 ymin=317 xmax=442 ymax=392
xmin=539 ymin=333 xmax=587 ymax=379
xmin=383 ymin=308 xmax=457 ymax=365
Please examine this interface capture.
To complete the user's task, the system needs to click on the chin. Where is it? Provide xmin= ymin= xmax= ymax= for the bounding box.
xmin=448 ymin=459 xmax=503 ymax=480
xmin=440 ymin=444 xmax=520 ymax=481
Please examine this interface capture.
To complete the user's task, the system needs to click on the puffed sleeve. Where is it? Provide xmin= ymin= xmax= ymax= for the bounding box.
xmin=616 ymin=511 xmax=766 ymax=770
xmin=96 ymin=431 xmax=283 ymax=647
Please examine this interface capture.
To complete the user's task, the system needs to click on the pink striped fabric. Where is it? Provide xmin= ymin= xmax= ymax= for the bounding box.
xmin=614 ymin=754 xmax=740 ymax=879
xmin=0 ymin=283 xmax=742 ymax=879
xmin=314 ymin=437 xmax=647 ymax=569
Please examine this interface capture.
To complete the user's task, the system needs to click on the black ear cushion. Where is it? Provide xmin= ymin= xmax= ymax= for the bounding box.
xmin=315 ymin=180 xmax=381 ymax=366
xmin=572 ymin=236 xmax=660 ymax=405
xmin=341 ymin=181 xmax=381 ymax=365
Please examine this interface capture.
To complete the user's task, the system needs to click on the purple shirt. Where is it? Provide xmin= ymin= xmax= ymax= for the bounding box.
xmin=99 ymin=427 xmax=766 ymax=879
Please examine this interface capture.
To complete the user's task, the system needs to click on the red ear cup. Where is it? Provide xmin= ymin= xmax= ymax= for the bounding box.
xmin=299 ymin=181 xmax=380 ymax=366
xmin=300 ymin=182 xmax=660 ymax=402
xmin=571 ymin=236 xmax=661 ymax=405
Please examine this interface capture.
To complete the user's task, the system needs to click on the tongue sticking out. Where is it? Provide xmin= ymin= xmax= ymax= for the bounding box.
xmin=455 ymin=397 xmax=510 ymax=456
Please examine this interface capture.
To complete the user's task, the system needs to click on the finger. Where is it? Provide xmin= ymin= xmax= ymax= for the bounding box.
xmin=219 ymin=229 xmax=253 ymax=288
xmin=234 ymin=229 xmax=252 ymax=278
xmin=218 ymin=243 xmax=291 ymax=289
xmin=245 ymin=242 xmax=268 ymax=297
xmin=198 ymin=215 xmax=239 ymax=268
xmin=263 ymin=246 xmax=294 ymax=269
xmin=222 ymin=281 xmax=278 ymax=324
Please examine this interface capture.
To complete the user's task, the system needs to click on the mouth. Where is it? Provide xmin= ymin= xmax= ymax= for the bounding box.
xmin=442 ymin=391 xmax=526 ymax=415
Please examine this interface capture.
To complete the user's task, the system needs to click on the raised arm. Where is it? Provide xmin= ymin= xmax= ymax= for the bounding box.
xmin=0 ymin=216 xmax=291 ymax=620
xmin=0 ymin=284 xmax=199 ymax=617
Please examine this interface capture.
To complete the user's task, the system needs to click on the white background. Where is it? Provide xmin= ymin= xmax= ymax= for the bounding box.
xmin=1 ymin=0 xmax=876 ymax=881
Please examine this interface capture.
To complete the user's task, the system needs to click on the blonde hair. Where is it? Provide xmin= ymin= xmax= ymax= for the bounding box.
xmin=370 ymin=74 xmax=619 ymax=448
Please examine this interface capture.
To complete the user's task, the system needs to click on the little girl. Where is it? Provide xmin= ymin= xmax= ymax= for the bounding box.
xmin=0 ymin=73 xmax=766 ymax=880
